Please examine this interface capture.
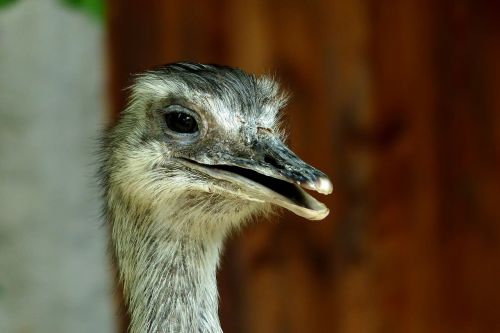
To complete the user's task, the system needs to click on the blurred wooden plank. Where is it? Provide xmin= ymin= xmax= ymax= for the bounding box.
xmin=367 ymin=1 xmax=500 ymax=332
xmin=368 ymin=1 xmax=441 ymax=331
xmin=432 ymin=1 xmax=500 ymax=332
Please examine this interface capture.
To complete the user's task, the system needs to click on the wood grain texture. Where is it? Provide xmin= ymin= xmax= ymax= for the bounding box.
xmin=107 ymin=1 xmax=500 ymax=332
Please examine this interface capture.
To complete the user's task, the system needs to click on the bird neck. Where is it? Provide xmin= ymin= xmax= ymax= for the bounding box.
xmin=112 ymin=210 xmax=226 ymax=333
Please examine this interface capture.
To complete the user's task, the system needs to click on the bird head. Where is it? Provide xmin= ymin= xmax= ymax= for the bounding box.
xmin=104 ymin=63 xmax=331 ymax=230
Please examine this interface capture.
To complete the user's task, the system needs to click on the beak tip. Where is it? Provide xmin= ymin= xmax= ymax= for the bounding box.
xmin=315 ymin=177 xmax=333 ymax=195
xmin=302 ymin=177 xmax=332 ymax=195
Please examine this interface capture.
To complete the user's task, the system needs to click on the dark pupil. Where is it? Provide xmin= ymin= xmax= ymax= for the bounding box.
xmin=165 ymin=112 xmax=198 ymax=134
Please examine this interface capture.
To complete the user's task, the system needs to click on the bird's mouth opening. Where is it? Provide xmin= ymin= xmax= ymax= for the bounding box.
xmin=178 ymin=159 xmax=330 ymax=220
xmin=213 ymin=164 xmax=308 ymax=206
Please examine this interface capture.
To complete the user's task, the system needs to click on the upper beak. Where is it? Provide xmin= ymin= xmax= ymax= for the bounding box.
xmin=240 ymin=136 xmax=333 ymax=195
xmin=180 ymin=136 xmax=332 ymax=220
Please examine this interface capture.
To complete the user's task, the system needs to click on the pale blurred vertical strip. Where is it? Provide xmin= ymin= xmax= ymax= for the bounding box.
xmin=0 ymin=0 xmax=115 ymax=332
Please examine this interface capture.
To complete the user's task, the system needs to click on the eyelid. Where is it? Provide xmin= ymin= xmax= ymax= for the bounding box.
xmin=163 ymin=104 xmax=198 ymax=118
xmin=164 ymin=104 xmax=191 ymax=112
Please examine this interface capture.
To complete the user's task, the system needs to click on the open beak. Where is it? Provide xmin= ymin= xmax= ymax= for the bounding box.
xmin=179 ymin=136 xmax=332 ymax=220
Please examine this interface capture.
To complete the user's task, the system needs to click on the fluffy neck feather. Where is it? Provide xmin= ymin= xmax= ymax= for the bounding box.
xmin=108 ymin=189 xmax=260 ymax=333
xmin=114 ymin=220 xmax=224 ymax=333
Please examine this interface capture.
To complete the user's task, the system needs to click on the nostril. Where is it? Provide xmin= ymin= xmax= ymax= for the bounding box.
xmin=264 ymin=155 xmax=284 ymax=170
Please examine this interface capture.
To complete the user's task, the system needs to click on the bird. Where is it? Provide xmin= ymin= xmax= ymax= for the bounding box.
xmin=99 ymin=62 xmax=332 ymax=333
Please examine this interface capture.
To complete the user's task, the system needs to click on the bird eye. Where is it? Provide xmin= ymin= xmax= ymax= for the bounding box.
xmin=164 ymin=111 xmax=199 ymax=134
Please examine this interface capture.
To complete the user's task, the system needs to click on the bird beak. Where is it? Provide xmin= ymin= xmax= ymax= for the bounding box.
xmin=179 ymin=136 xmax=332 ymax=221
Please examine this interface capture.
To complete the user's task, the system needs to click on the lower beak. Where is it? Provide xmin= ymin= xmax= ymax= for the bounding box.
xmin=180 ymin=137 xmax=332 ymax=220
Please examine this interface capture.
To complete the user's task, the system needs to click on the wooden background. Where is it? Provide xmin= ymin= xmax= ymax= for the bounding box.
xmin=107 ymin=1 xmax=500 ymax=332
